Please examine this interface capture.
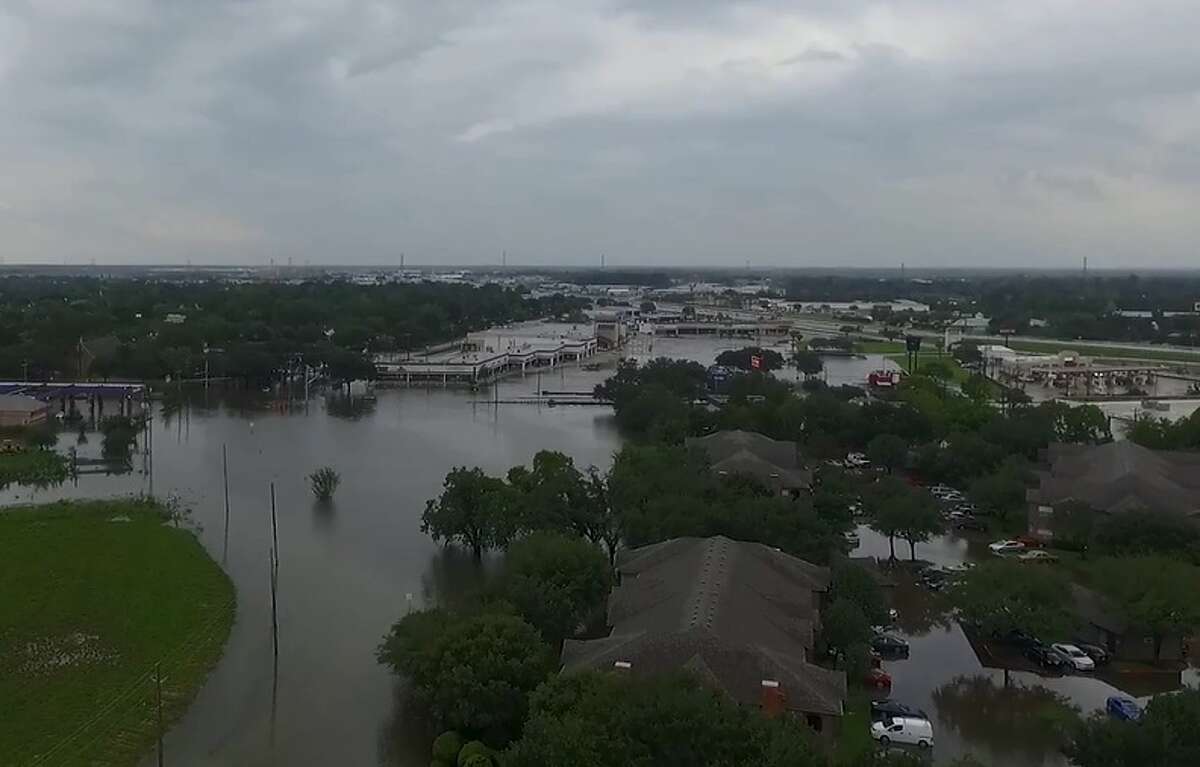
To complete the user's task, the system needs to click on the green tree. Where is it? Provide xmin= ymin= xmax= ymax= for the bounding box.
xmin=822 ymin=598 xmax=872 ymax=655
xmin=499 ymin=532 xmax=612 ymax=644
xmin=948 ymin=561 xmax=1075 ymax=642
xmin=829 ymin=560 xmax=888 ymax=626
xmin=866 ymin=434 xmax=908 ymax=475
xmin=962 ymin=374 xmax=992 ymax=402
xmin=1066 ymin=687 xmax=1200 ymax=767
xmin=506 ymin=672 xmax=823 ymax=767
xmin=1091 ymin=511 xmax=1200 ymax=560
xmin=968 ymin=457 xmax=1033 ymax=522
xmin=865 ymin=477 xmax=909 ymax=560
xmin=1093 ymin=556 xmax=1200 ymax=661
xmin=377 ymin=609 xmax=554 ymax=742
xmin=422 ymin=467 xmax=516 ymax=560
xmin=894 ymin=489 xmax=942 ymax=562
xmin=714 ymin=346 xmax=785 ymax=372
xmin=793 ymin=349 xmax=824 ymax=378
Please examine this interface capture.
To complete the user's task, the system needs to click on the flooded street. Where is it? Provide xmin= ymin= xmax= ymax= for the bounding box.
xmin=5 ymin=337 xmax=1185 ymax=766
xmin=853 ymin=525 xmax=1199 ymax=765
xmin=5 ymin=370 xmax=621 ymax=767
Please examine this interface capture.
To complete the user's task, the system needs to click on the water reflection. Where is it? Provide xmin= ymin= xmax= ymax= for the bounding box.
xmin=933 ymin=676 xmax=1077 ymax=765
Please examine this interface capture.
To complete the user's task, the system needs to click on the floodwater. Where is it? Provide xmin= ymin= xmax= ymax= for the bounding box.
xmin=7 ymin=336 xmax=1169 ymax=767
xmin=853 ymin=525 xmax=1199 ymax=766
xmin=5 ymin=370 xmax=622 ymax=767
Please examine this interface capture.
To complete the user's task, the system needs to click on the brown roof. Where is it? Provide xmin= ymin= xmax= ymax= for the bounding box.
xmin=1030 ymin=441 xmax=1200 ymax=519
xmin=1070 ymin=583 xmax=1128 ymax=634
xmin=686 ymin=430 xmax=812 ymax=490
xmin=561 ymin=536 xmax=845 ymax=716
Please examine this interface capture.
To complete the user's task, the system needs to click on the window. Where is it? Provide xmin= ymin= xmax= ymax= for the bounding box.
xmin=806 ymin=714 xmax=822 ymax=732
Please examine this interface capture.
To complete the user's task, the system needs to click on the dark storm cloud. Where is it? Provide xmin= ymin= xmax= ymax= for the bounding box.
xmin=2 ymin=0 xmax=1199 ymax=267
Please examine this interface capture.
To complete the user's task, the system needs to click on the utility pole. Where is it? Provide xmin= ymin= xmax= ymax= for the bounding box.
xmin=221 ymin=444 xmax=230 ymax=566
xmin=155 ymin=662 xmax=164 ymax=767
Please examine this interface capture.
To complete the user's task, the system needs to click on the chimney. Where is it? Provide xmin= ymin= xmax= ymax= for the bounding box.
xmin=761 ymin=679 xmax=786 ymax=718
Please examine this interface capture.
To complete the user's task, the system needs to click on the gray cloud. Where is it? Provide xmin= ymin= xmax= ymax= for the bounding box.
xmin=2 ymin=0 xmax=1200 ymax=267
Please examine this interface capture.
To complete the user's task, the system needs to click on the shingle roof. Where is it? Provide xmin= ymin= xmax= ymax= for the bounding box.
xmin=562 ymin=536 xmax=844 ymax=716
xmin=1031 ymin=441 xmax=1200 ymax=519
xmin=1070 ymin=583 xmax=1128 ymax=634
xmin=686 ymin=430 xmax=812 ymax=490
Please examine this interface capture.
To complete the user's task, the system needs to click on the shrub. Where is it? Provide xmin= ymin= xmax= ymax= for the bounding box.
xmin=432 ymin=731 xmax=464 ymax=764
xmin=458 ymin=741 xmax=492 ymax=766
xmin=308 ymin=466 xmax=341 ymax=501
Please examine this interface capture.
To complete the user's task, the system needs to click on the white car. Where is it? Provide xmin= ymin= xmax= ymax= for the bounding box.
xmin=1053 ymin=643 xmax=1096 ymax=671
xmin=989 ymin=540 xmax=1026 ymax=555
xmin=871 ymin=716 xmax=934 ymax=748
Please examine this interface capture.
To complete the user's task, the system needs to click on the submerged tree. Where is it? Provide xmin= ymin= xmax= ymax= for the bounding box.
xmin=308 ymin=466 xmax=341 ymax=501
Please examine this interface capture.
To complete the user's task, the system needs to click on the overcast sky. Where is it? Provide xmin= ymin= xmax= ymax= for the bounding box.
xmin=3 ymin=1 xmax=1200 ymax=268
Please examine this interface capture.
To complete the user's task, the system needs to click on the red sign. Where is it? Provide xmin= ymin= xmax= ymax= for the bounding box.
xmin=750 ymin=355 xmax=762 ymax=370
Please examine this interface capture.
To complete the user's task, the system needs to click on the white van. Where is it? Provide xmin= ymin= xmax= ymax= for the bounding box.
xmin=871 ymin=716 xmax=934 ymax=748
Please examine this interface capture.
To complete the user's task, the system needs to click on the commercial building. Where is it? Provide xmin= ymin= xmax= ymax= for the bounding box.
xmin=561 ymin=536 xmax=846 ymax=737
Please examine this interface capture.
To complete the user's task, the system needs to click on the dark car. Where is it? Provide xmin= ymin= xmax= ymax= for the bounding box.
xmin=1025 ymin=644 xmax=1069 ymax=671
xmin=1106 ymin=696 xmax=1142 ymax=721
xmin=871 ymin=699 xmax=928 ymax=722
xmin=1073 ymin=641 xmax=1110 ymax=665
xmin=954 ymin=517 xmax=987 ymax=531
xmin=995 ymin=628 xmax=1042 ymax=650
xmin=871 ymin=633 xmax=910 ymax=656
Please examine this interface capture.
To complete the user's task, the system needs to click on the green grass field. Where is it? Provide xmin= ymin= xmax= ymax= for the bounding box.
xmin=0 ymin=499 xmax=235 ymax=767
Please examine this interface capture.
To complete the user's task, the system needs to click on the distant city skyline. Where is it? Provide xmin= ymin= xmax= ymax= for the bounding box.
xmin=3 ymin=2 xmax=1200 ymax=268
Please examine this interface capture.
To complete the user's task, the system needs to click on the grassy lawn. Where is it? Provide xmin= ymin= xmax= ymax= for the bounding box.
xmin=0 ymin=498 xmax=235 ymax=767
xmin=855 ymin=340 xmax=906 ymax=354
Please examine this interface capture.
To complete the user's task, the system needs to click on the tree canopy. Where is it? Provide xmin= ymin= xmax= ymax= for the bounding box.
xmin=1066 ymin=688 xmax=1200 ymax=767
xmin=422 ymin=467 xmax=516 ymax=559
xmin=947 ymin=561 xmax=1075 ymax=639
xmin=1092 ymin=556 xmax=1200 ymax=660
xmin=498 ymin=532 xmax=612 ymax=644
xmin=376 ymin=609 xmax=555 ymax=742
xmin=506 ymin=672 xmax=824 ymax=767
xmin=714 ymin=346 xmax=785 ymax=372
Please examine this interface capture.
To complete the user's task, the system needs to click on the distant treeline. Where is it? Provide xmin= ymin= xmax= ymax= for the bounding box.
xmin=783 ymin=274 xmax=1200 ymax=346
xmin=0 ymin=278 xmax=585 ymax=385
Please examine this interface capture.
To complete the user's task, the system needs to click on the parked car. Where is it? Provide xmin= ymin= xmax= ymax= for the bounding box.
xmin=870 ymin=699 xmax=928 ymax=722
xmin=954 ymin=517 xmax=987 ymax=531
xmin=845 ymin=531 xmax=861 ymax=547
xmin=989 ymin=539 xmax=1026 ymax=555
xmin=1073 ymin=641 xmax=1110 ymax=666
xmin=995 ymin=628 xmax=1042 ymax=650
xmin=1025 ymin=643 xmax=1070 ymax=671
xmin=871 ymin=633 xmax=910 ymax=656
xmin=1052 ymin=643 xmax=1096 ymax=671
xmin=1106 ymin=696 xmax=1142 ymax=721
xmin=1018 ymin=550 xmax=1059 ymax=564
xmin=871 ymin=716 xmax=934 ymax=748
xmin=1015 ymin=535 xmax=1043 ymax=548
xmin=865 ymin=668 xmax=893 ymax=689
